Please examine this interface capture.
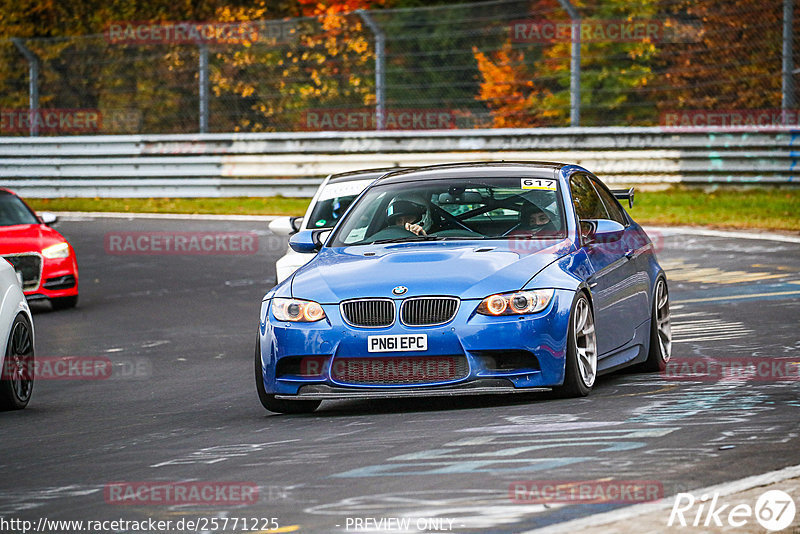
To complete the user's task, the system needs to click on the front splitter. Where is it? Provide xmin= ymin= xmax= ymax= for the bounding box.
xmin=275 ymin=380 xmax=551 ymax=400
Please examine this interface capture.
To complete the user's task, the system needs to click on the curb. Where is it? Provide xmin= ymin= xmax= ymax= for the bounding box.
xmin=51 ymin=211 xmax=279 ymax=222
xmin=522 ymin=463 xmax=800 ymax=533
xmin=646 ymin=225 xmax=800 ymax=244
xmin=51 ymin=213 xmax=800 ymax=244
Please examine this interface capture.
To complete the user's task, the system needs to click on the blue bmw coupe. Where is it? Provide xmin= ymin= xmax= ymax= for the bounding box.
xmin=256 ymin=162 xmax=671 ymax=413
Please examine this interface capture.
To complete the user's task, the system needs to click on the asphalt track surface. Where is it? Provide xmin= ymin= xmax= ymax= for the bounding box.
xmin=1 ymin=216 xmax=799 ymax=534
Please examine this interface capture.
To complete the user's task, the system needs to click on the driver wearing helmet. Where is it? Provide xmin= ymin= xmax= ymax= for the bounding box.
xmin=508 ymin=202 xmax=556 ymax=236
xmin=386 ymin=199 xmax=427 ymax=236
xmin=521 ymin=203 xmax=552 ymax=231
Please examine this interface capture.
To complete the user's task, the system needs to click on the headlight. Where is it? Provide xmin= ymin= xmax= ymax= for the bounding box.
xmin=42 ymin=242 xmax=70 ymax=259
xmin=477 ymin=289 xmax=554 ymax=316
xmin=272 ymin=298 xmax=326 ymax=322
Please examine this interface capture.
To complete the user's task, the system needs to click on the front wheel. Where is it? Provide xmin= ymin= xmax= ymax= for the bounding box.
xmin=0 ymin=314 xmax=34 ymax=410
xmin=254 ymin=338 xmax=320 ymax=414
xmin=640 ymin=277 xmax=671 ymax=372
xmin=555 ymin=292 xmax=597 ymax=398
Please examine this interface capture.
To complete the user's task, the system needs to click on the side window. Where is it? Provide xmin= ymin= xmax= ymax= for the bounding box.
xmin=590 ymin=179 xmax=628 ymax=225
xmin=569 ymin=174 xmax=608 ymax=220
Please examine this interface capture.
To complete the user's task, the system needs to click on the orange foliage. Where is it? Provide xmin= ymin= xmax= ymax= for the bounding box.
xmin=297 ymin=0 xmax=387 ymax=18
xmin=473 ymin=41 xmax=554 ymax=128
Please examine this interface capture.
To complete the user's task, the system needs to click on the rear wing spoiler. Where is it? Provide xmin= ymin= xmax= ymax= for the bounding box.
xmin=611 ymin=187 xmax=635 ymax=208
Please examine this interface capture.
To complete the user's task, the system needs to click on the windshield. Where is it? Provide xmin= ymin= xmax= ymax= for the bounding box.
xmin=0 ymin=193 xmax=40 ymax=227
xmin=306 ymin=178 xmax=373 ymax=230
xmin=330 ymin=176 xmax=565 ymax=246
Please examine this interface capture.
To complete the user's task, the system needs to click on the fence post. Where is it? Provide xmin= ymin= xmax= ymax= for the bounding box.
xmin=199 ymin=44 xmax=209 ymax=133
xmin=783 ymin=0 xmax=794 ymax=112
xmin=357 ymin=10 xmax=385 ymax=130
xmin=12 ymin=38 xmax=40 ymax=137
xmin=557 ymin=0 xmax=580 ymax=127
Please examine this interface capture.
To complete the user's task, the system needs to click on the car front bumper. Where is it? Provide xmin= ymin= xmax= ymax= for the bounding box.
xmin=258 ymin=289 xmax=575 ymax=397
xmin=2 ymin=252 xmax=79 ymax=300
xmin=25 ymin=255 xmax=79 ymax=300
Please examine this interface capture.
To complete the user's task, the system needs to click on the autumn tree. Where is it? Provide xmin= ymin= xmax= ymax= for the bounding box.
xmin=474 ymin=41 xmax=555 ymax=127
xmin=657 ymin=0 xmax=786 ymax=111
xmin=474 ymin=0 xmax=661 ymax=127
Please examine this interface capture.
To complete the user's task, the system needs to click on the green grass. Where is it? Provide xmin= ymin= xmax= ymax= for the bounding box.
xmin=27 ymin=196 xmax=311 ymax=216
xmin=25 ymin=187 xmax=800 ymax=232
xmin=627 ymin=186 xmax=800 ymax=232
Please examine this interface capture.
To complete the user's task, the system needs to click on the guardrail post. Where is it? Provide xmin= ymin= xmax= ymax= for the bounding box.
xmin=11 ymin=38 xmax=40 ymax=137
xmin=357 ymin=10 xmax=385 ymax=130
xmin=783 ymin=0 xmax=794 ymax=112
xmin=199 ymin=44 xmax=209 ymax=133
xmin=557 ymin=0 xmax=580 ymax=127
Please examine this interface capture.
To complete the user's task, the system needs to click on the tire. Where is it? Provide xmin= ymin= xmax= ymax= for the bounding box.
xmin=640 ymin=277 xmax=671 ymax=372
xmin=254 ymin=338 xmax=320 ymax=414
xmin=554 ymin=292 xmax=597 ymax=398
xmin=51 ymin=295 xmax=78 ymax=310
xmin=0 ymin=314 xmax=34 ymax=410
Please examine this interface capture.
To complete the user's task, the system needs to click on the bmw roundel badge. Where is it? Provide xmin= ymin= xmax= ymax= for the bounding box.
xmin=392 ymin=286 xmax=408 ymax=296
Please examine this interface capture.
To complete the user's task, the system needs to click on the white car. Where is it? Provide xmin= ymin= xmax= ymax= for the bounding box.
xmin=270 ymin=168 xmax=411 ymax=284
xmin=0 ymin=258 xmax=35 ymax=410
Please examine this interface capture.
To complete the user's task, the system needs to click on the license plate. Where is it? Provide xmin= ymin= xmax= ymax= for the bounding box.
xmin=368 ymin=334 xmax=428 ymax=353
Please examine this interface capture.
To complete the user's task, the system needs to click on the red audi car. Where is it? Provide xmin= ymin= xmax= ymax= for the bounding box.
xmin=0 ymin=189 xmax=79 ymax=309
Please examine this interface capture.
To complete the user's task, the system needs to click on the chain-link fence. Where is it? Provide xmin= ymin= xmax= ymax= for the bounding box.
xmin=0 ymin=0 xmax=796 ymax=135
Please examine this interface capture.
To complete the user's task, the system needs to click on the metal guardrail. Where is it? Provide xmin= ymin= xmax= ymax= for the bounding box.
xmin=0 ymin=127 xmax=796 ymax=197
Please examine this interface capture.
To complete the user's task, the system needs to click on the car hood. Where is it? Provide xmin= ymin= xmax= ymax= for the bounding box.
xmin=290 ymin=238 xmax=574 ymax=302
xmin=0 ymin=224 xmax=67 ymax=255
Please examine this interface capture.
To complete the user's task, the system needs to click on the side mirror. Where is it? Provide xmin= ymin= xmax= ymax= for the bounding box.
xmin=290 ymin=216 xmax=303 ymax=233
xmin=611 ymin=187 xmax=635 ymax=208
xmin=289 ymin=229 xmax=331 ymax=253
xmin=39 ymin=212 xmax=58 ymax=225
xmin=581 ymin=219 xmax=625 ymax=245
xmin=269 ymin=216 xmax=304 ymax=237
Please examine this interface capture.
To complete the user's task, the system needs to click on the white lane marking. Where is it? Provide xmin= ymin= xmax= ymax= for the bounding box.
xmin=674 ymin=290 xmax=800 ymax=304
xmin=141 ymin=340 xmax=170 ymax=348
xmin=646 ymin=226 xmax=800 ymax=244
xmin=670 ymin=316 xmax=752 ymax=344
xmin=520 ymin=463 xmax=800 ymax=534
xmin=660 ymin=259 xmax=792 ymax=285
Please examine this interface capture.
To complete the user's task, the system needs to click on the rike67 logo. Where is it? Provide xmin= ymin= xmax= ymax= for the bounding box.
xmin=669 ymin=490 xmax=797 ymax=531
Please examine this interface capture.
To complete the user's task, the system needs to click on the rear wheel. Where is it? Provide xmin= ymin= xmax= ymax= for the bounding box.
xmin=51 ymin=295 xmax=78 ymax=310
xmin=555 ymin=293 xmax=597 ymax=398
xmin=0 ymin=314 xmax=34 ymax=410
xmin=254 ymin=338 xmax=320 ymax=414
xmin=640 ymin=277 xmax=671 ymax=372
